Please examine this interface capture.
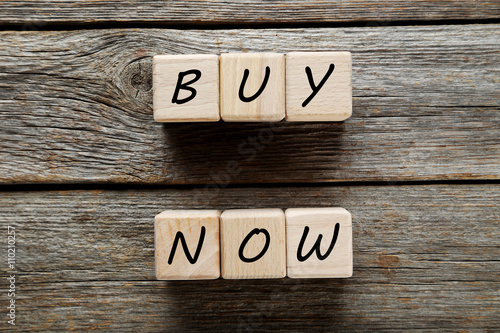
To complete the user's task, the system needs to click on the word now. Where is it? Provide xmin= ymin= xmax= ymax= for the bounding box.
xmin=154 ymin=208 xmax=352 ymax=280
xmin=153 ymin=52 xmax=352 ymax=122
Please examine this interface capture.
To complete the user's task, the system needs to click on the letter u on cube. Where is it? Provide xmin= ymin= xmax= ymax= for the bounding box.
xmin=152 ymin=52 xmax=352 ymax=122
xmin=154 ymin=208 xmax=352 ymax=280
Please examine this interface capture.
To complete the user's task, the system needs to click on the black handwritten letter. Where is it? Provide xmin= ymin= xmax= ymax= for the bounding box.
xmin=238 ymin=228 xmax=270 ymax=263
xmin=168 ymin=226 xmax=206 ymax=265
xmin=171 ymin=69 xmax=202 ymax=105
xmin=297 ymin=223 xmax=340 ymax=262
xmin=302 ymin=64 xmax=335 ymax=107
xmin=238 ymin=66 xmax=270 ymax=102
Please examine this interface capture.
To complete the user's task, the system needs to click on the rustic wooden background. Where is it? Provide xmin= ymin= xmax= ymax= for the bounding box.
xmin=1 ymin=1 xmax=499 ymax=331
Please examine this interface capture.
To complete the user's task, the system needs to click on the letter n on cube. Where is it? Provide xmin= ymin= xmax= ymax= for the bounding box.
xmin=155 ymin=210 xmax=221 ymax=280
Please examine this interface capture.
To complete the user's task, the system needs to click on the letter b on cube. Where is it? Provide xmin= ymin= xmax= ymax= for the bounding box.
xmin=153 ymin=54 xmax=220 ymax=122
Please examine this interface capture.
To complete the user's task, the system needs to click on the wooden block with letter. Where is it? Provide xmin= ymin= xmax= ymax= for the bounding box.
xmin=285 ymin=207 xmax=352 ymax=278
xmin=220 ymin=209 xmax=286 ymax=279
xmin=154 ymin=210 xmax=221 ymax=280
xmin=220 ymin=53 xmax=285 ymax=122
xmin=285 ymin=52 xmax=352 ymax=121
xmin=153 ymin=54 xmax=220 ymax=122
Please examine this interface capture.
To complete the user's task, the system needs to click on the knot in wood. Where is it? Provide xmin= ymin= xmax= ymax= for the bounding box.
xmin=131 ymin=69 xmax=152 ymax=92
xmin=118 ymin=57 xmax=153 ymax=104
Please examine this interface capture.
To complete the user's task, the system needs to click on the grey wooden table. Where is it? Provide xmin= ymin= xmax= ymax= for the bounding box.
xmin=0 ymin=1 xmax=499 ymax=331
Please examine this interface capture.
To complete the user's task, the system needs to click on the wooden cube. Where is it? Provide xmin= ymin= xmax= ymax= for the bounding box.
xmin=220 ymin=53 xmax=285 ymax=122
xmin=154 ymin=210 xmax=221 ymax=280
xmin=153 ymin=54 xmax=220 ymax=122
xmin=285 ymin=208 xmax=352 ymax=278
xmin=285 ymin=52 xmax=352 ymax=121
xmin=220 ymin=209 xmax=286 ymax=279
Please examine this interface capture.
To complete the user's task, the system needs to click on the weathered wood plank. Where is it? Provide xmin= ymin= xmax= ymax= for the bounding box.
xmin=1 ymin=1 xmax=499 ymax=26
xmin=0 ymin=25 xmax=499 ymax=184
xmin=2 ymin=185 xmax=498 ymax=331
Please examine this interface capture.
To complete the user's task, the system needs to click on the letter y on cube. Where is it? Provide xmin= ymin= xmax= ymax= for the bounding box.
xmin=286 ymin=52 xmax=352 ymax=121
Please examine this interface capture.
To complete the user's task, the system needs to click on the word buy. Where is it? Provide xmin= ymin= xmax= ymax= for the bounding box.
xmin=153 ymin=52 xmax=351 ymax=122
xmin=155 ymin=208 xmax=352 ymax=280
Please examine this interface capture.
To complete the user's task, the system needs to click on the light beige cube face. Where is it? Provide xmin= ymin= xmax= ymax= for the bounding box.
xmin=220 ymin=53 xmax=285 ymax=122
xmin=220 ymin=209 xmax=286 ymax=279
xmin=285 ymin=52 xmax=352 ymax=121
xmin=154 ymin=210 xmax=221 ymax=280
xmin=153 ymin=54 xmax=220 ymax=122
xmin=285 ymin=208 xmax=352 ymax=278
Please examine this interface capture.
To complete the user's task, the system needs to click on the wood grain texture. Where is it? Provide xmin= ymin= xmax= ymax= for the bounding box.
xmin=1 ymin=185 xmax=498 ymax=331
xmin=220 ymin=53 xmax=285 ymax=122
xmin=220 ymin=209 xmax=286 ymax=279
xmin=0 ymin=25 xmax=499 ymax=184
xmin=0 ymin=1 xmax=499 ymax=25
